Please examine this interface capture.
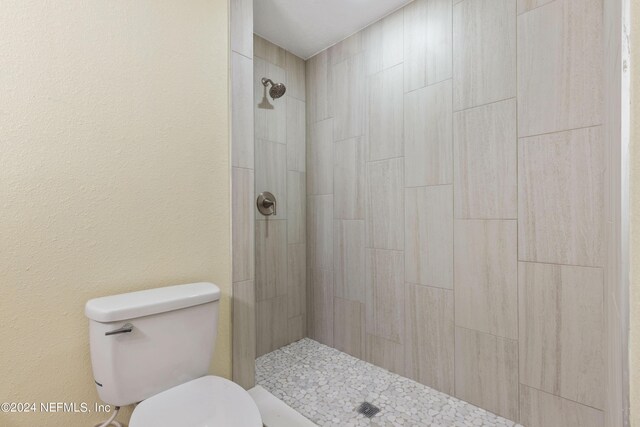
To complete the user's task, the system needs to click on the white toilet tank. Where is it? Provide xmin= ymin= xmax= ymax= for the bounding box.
xmin=85 ymin=282 xmax=221 ymax=407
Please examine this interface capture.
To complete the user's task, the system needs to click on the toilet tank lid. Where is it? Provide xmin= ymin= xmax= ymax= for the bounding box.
xmin=85 ymin=282 xmax=220 ymax=323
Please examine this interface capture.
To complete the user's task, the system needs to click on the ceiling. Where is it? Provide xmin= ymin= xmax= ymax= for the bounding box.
xmin=253 ymin=0 xmax=414 ymax=59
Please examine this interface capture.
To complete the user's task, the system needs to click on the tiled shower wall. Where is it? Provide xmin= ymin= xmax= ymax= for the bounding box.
xmin=231 ymin=0 xmax=255 ymax=389
xmin=253 ymin=35 xmax=308 ymax=358
xmin=305 ymin=0 xmax=605 ymax=425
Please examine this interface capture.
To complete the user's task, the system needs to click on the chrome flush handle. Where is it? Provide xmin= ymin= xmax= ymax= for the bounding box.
xmin=105 ymin=323 xmax=133 ymax=336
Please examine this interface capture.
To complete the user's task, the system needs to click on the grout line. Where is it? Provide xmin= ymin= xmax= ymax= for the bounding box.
xmin=519 ymin=123 xmax=604 ymax=141
xmin=519 ymin=383 xmax=605 ymax=413
xmin=517 ymin=259 xmax=604 ymax=270
xmin=454 ymin=324 xmax=518 ymax=343
xmin=453 ymin=96 xmax=517 ymax=114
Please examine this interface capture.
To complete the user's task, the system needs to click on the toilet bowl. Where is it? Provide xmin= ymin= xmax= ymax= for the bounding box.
xmin=85 ymin=282 xmax=262 ymax=427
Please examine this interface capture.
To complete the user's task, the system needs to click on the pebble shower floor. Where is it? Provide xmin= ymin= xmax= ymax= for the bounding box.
xmin=256 ymin=339 xmax=524 ymax=427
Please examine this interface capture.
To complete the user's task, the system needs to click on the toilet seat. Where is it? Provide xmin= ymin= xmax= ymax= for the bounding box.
xmin=129 ymin=375 xmax=262 ymax=427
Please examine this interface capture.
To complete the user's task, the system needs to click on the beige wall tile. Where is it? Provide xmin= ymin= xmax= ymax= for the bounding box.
xmin=287 ymin=243 xmax=306 ymax=319
xmin=363 ymin=9 xmax=404 ymax=75
xmin=230 ymin=0 xmax=253 ymax=58
xmin=334 ymin=137 xmax=366 ymax=219
xmin=288 ymin=315 xmax=306 ymax=343
xmin=365 ymin=334 xmax=405 ymax=376
xmin=232 ymin=167 xmax=254 ymax=282
xmin=334 ymin=220 xmax=365 ymax=303
xmin=307 ymin=118 xmax=334 ymax=195
xmin=519 ymin=385 xmax=604 ymax=427
xmin=369 ymin=64 xmax=404 ymax=161
xmin=254 ymin=58 xmax=286 ymax=144
xmin=256 ymin=138 xmax=287 ymax=218
xmin=518 ymin=127 xmax=604 ymax=267
xmin=405 ymin=284 xmax=454 ymax=394
xmin=366 ymin=158 xmax=404 ymax=250
xmin=334 ymin=298 xmax=365 ymax=358
xmin=286 ymin=97 xmax=306 ymax=172
xmin=519 ymin=262 xmax=604 ymax=409
xmin=517 ymin=0 xmax=553 ymax=14
xmin=332 ymin=54 xmax=366 ymax=141
xmin=455 ymin=327 xmax=519 ymax=421
xmin=307 ymin=268 xmax=334 ymax=347
xmin=232 ymin=53 xmax=254 ymax=169
xmin=232 ymin=280 xmax=255 ymax=389
xmin=255 ymin=219 xmax=288 ymax=301
xmin=453 ymin=0 xmax=516 ymax=110
xmin=366 ymin=249 xmax=405 ymax=343
xmin=285 ymin=51 xmax=305 ymax=101
xmin=256 ymin=296 xmax=288 ymax=357
xmin=287 ymin=171 xmax=305 ymax=244
xmin=454 ymin=220 xmax=518 ymax=339
xmin=405 ymin=79 xmax=453 ymax=187
xmin=328 ymin=32 xmax=363 ymax=66
xmin=306 ymin=50 xmax=332 ymax=123
xmin=403 ymin=0 xmax=428 ymax=92
xmin=454 ymin=98 xmax=517 ymax=219
xmin=307 ymin=195 xmax=333 ymax=271
xmin=517 ymin=0 xmax=603 ymax=137
xmin=405 ymin=185 xmax=453 ymax=289
xmin=425 ymin=0 xmax=453 ymax=86
xmin=254 ymin=34 xmax=286 ymax=67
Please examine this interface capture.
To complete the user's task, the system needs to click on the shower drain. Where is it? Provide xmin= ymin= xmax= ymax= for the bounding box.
xmin=356 ymin=402 xmax=381 ymax=418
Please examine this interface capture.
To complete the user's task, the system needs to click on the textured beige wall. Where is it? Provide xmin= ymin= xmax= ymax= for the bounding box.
xmin=0 ymin=1 xmax=231 ymax=426
xmin=631 ymin=0 xmax=640 ymax=423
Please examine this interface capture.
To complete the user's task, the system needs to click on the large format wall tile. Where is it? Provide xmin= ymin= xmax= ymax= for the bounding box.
xmin=518 ymin=127 xmax=604 ymax=267
xmin=232 ymin=279 xmax=255 ymax=389
xmin=454 ymin=98 xmax=517 ymax=219
xmin=454 ymin=220 xmax=518 ymax=339
xmin=366 ymin=158 xmax=404 ymax=250
xmin=365 ymin=334 xmax=405 ymax=376
xmin=405 ymin=284 xmax=454 ymax=394
xmin=455 ymin=327 xmax=519 ymax=421
xmin=230 ymin=0 xmax=253 ymax=58
xmin=307 ymin=195 xmax=333 ymax=271
xmin=517 ymin=0 xmax=603 ymax=137
xmin=328 ymin=32 xmax=363 ymax=66
xmin=287 ymin=171 xmax=305 ymax=244
xmin=517 ymin=0 xmax=553 ymax=14
xmin=405 ymin=185 xmax=453 ymax=289
xmin=287 ymin=243 xmax=306 ymax=320
xmin=332 ymin=54 xmax=365 ymax=141
xmin=285 ymin=51 xmax=305 ymax=101
xmin=307 ymin=119 xmax=333 ymax=195
xmin=254 ymin=34 xmax=286 ymax=67
xmin=334 ymin=137 xmax=366 ymax=219
xmin=255 ymin=220 xmax=287 ymax=301
xmin=365 ymin=249 xmax=404 ymax=344
xmin=363 ymin=9 xmax=404 ymax=76
xmin=308 ymin=268 xmax=334 ymax=347
xmin=232 ymin=52 xmax=254 ymax=169
xmin=256 ymin=296 xmax=288 ymax=357
xmin=405 ymin=79 xmax=453 ymax=187
xmin=453 ymin=0 xmax=516 ymax=110
xmin=232 ymin=167 xmax=254 ymax=282
xmin=334 ymin=298 xmax=365 ymax=358
xmin=519 ymin=262 xmax=604 ymax=409
xmin=256 ymin=138 xmax=287 ymax=218
xmin=369 ymin=64 xmax=404 ymax=161
xmin=403 ymin=0 xmax=453 ymax=92
xmin=334 ymin=220 xmax=365 ymax=303
xmin=288 ymin=315 xmax=306 ymax=343
xmin=306 ymin=50 xmax=332 ymax=123
xmin=254 ymin=57 xmax=286 ymax=143
xmin=286 ymin=97 xmax=306 ymax=172
xmin=519 ymin=385 xmax=604 ymax=427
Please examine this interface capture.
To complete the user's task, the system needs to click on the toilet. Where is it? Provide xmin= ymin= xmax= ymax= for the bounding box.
xmin=85 ymin=282 xmax=262 ymax=427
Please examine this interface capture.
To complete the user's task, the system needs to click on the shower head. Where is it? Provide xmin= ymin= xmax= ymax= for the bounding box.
xmin=262 ymin=78 xmax=286 ymax=99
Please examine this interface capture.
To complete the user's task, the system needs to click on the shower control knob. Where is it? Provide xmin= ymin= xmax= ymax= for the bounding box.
xmin=257 ymin=192 xmax=277 ymax=216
